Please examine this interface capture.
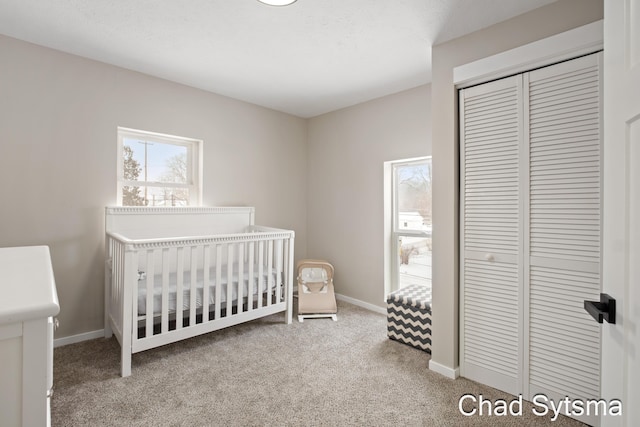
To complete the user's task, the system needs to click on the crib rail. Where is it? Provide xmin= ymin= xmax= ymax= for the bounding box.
xmin=105 ymin=225 xmax=294 ymax=376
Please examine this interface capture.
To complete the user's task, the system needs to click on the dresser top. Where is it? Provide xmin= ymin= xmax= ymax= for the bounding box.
xmin=0 ymin=246 xmax=60 ymax=324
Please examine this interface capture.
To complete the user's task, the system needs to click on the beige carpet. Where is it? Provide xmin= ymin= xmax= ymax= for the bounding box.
xmin=52 ymin=301 xmax=585 ymax=426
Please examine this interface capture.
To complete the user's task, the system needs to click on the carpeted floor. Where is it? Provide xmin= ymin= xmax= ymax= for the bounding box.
xmin=52 ymin=300 xmax=585 ymax=426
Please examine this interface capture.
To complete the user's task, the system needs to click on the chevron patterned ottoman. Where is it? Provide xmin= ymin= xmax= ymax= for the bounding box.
xmin=386 ymin=285 xmax=432 ymax=353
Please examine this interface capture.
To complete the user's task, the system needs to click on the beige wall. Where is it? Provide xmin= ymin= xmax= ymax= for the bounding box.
xmin=307 ymin=85 xmax=431 ymax=307
xmin=430 ymin=0 xmax=603 ymax=374
xmin=0 ymin=35 xmax=308 ymax=339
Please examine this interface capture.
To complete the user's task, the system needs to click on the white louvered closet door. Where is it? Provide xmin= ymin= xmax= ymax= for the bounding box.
xmin=459 ymin=75 xmax=524 ymax=395
xmin=525 ymin=54 xmax=602 ymax=415
xmin=460 ymin=52 xmax=602 ymax=421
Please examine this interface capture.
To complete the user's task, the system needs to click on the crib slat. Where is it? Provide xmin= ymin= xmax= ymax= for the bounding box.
xmin=248 ymin=242 xmax=255 ymax=311
xmin=215 ymin=244 xmax=222 ymax=320
xmin=282 ymin=238 xmax=289 ymax=305
xmin=266 ymin=240 xmax=273 ymax=306
xmin=110 ymin=241 xmax=116 ymax=329
xmin=146 ymin=249 xmax=155 ymax=337
xmin=257 ymin=241 xmax=264 ymax=309
xmin=202 ymin=245 xmax=211 ymax=321
xmin=117 ymin=243 xmax=123 ymax=322
xmin=189 ymin=246 xmax=198 ymax=325
xmin=161 ymin=248 xmax=170 ymax=334
xmin=124 ymin=245 xmax=129 ymax=325
xmin=176 ymin=247 xmax=184 ymax=330
xmin=226 ymin=243 xmax=234 ymax=315
xmin=237 ymin=242 xmax=244 ymax=313
xmin=275 ymin=239 xmax=282 ymax=303
xmin=113 ymin=241 xmax=120 ymax=326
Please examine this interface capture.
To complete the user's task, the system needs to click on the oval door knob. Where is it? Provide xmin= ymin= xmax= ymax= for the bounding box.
xmin=485 ymin=253 xmax=495 ymax=262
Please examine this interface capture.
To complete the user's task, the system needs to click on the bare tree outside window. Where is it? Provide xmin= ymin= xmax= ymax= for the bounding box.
xmin=122 ymin=145 xmax=146 ymax=206
xmin=160 ymin=153 xmax=189 ymax=206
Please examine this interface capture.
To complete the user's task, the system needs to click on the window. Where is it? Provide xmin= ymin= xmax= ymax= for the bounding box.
xmin=385 ymin=157 xmax=432 ymax=293
xmin=117 ymin=127 xmax=202 ymax=206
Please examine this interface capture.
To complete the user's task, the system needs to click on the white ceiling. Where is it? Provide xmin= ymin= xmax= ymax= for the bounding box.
xmin=0 ymin=0 xmax=557 ymax=118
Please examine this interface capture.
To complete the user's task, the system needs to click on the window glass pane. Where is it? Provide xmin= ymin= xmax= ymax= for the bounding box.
xmin=123 ymin=138 xmax=188 ymax=184
xmin=118 ymin=128 xmax=201 ymax=207
xmin=397 ymin=236 xmax=432 ymax=289
xmin=121 ymin=186 xmax=189 ymax=207
xmin=395 ymin=161 xmax=432 ymax=232
xmin=143 ymin=186 xmax=189 ymax=207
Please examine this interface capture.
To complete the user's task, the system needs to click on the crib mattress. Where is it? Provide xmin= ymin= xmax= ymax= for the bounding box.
xmin=138 ymin=264 xmax=278 ymax=316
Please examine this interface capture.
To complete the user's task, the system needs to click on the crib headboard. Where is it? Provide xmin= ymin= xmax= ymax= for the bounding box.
xmin=105 ymin=206 xmax=255 ymax=239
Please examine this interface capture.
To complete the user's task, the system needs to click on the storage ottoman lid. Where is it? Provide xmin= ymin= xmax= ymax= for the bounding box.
xmin=387 ymin=284 xmax=431 ymax=309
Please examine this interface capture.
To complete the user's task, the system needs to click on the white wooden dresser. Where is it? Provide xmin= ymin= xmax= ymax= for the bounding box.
xmin=0 ymin=246 xmax=60 ymax=427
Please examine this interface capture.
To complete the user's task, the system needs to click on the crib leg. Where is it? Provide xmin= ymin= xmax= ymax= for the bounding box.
xmin=120 ymin=306 xmax=132 ymax=377
xmin=285 ymin=299 xmax=293 ymax=325
xmin=121 ymin=347 xmax=132 ymax=377
xmin=104 ymin=260 xmax=113 ymax=338
xmin=284 ymin=278 xmax=293 ymax=324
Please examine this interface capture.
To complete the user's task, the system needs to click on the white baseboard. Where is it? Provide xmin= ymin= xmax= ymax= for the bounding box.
xmin=428 ymin=360 xmax=459 ymax=379
xmin=335 ymin=293 xmax=387 ymax=315
xmin=54 ymin=329 xmax=105 ymax=348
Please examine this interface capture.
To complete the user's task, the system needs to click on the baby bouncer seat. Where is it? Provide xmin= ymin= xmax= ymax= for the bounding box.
xmin=297 ymin=259 xmax=337 ymax=322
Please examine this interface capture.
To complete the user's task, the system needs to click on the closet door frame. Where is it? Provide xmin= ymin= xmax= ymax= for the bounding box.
xmin=454 ymin=21 xmax=603 ymax=422
xmin=454 ymin=21 xmax=602 ymax=89
xmin=455 ymin=21 xmax=603 ymax=371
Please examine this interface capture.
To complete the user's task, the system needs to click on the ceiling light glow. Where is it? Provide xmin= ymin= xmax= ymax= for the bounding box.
xmin=257 ymin=0 xmax=297 ymax=6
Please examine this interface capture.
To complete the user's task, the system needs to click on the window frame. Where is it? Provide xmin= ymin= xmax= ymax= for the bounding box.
xmin=389 ymin=156 xmax=432 ymax=293
xmin=116 ymin=127 xmax=203 ymax=206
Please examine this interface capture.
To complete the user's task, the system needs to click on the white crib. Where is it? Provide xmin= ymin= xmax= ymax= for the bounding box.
xmin=104 ymin=206 xmax=295 ymax=377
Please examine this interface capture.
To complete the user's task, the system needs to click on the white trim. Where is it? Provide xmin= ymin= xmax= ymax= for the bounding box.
xmin=429 ymin=360 xmax=459 ymax=379
xmin=454 ymin=20 xmax=603 ymax=88
xmin=383 ymin=161 xmax=393 ymax=298
xmin=335 ymin=293 xmax=387 ymax=315
xmin=384 ymin=156 xmax=432 ymax=296
xmin=105 ymin=206 xmax=254 ymax=215
xmin=54 ymin=329 xmax=105 ymax=348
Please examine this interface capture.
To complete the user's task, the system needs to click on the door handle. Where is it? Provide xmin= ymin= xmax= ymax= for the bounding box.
xmin=584 ymin=293 xmax=616 ymax=324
